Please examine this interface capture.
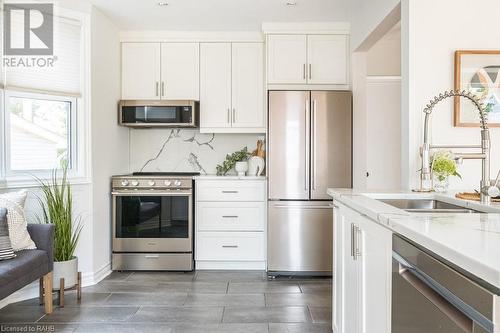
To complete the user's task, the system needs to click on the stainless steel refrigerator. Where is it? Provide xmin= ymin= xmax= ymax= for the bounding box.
xmin=267 ymin=90 xmax=352 ymax=275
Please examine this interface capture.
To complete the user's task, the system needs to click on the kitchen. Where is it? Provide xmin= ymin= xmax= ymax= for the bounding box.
xmin=0 ymin=0 xmax=499 ymax=332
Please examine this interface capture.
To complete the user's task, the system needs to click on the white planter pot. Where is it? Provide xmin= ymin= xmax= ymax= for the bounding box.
xmin=234 ymin=161 xmax=248 ymax=176
xmin=53 ymin=257 xmax=78 ymax=290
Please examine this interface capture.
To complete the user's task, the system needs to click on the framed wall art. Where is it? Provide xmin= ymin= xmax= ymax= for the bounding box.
xmin=454 ymin=50 xmax=500 ymax=127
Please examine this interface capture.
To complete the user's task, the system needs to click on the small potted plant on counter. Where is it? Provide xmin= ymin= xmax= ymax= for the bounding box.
xmin=431 ymin=150 xmax=461 ymax=192
xmin=216 ymin=147 xmax=251 ymax=176
xmin=36 ymin=162 xmax=83 ymax=298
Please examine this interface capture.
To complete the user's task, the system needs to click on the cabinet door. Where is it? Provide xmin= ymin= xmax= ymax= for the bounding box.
xmin=200 ymin=43 xmax=232 ymax=130
xmin=342 ymin=213 xmax=361 ymax=333
xmin=267 ymin=35 xmax=307 ymax=84
xmin=231 ymin=43 xmax=265 ymax=129
xmin=333 ymin=204 xmax=344 ymax=333
xmin=160 ymin=43 xmax=200 ymax=100
xmin=122 ymin=43 xmax=161 ymax=100
xmin=358 ymin=215 xmax=392 ymax=333
xmin=307 ymin=35 xmax=348 ymax=84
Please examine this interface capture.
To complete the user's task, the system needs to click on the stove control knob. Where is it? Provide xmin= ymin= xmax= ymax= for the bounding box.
xmin=164 ymin=180 xmax=172 ymax=186
xmin=174 ymin=180 xmax=182 ymax=187
xmin=121 ymin=180 xmax=129 ymax=186
xmin=131 ymin=180 xmax=139 ymax=186
xmin=148 ymin=180 xmax=156 ymax=186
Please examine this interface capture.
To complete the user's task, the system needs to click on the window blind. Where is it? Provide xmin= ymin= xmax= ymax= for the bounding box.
xmin=5 ymin=15 xmax=82 ymax=97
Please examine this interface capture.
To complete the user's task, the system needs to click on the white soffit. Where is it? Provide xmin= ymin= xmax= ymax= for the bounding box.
xmin=87 ymin=0 xmax=350 ymax=31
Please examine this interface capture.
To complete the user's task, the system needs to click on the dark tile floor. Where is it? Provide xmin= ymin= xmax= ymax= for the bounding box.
xmin=0 ymin=271 xmax=332 ymax=333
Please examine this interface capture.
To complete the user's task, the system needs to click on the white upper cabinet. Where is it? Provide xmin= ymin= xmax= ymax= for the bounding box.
xmin=307 ymin=35 xmax=348 ymax=84
xmin=231 ymin=43 xmax=265 ymax=129
xmin=122 ymin=42 xmax=199 ymax=100
xmin=267 ymin=35 xmax=307 ymax=84
xmin=200 ymin=42 xmax=265 ymax=133
xmin=200 ymin=43 xmax=233 ymax=129
xmin=122 ymin=43 xmax=161 ymax=100
xmin=161 ymin=43 xmax=200 ymax=100
xmin=266 ymin=34 xmax=348 ymax=86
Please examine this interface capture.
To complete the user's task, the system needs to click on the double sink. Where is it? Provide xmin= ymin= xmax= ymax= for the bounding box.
xmin=378 ymin=199 xmax=480 ymax=214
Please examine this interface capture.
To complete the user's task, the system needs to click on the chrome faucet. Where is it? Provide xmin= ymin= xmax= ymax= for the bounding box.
xmin=418 ymin=90 xmax=500 ymax=204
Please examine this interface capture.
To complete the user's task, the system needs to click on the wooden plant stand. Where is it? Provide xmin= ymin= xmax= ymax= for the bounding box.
xmin=40 ymin=272 xmax=82 ymax=308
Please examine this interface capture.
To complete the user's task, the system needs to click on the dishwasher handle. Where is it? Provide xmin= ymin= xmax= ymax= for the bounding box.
xmin=398 ymin=265 xmax=473 ymax=333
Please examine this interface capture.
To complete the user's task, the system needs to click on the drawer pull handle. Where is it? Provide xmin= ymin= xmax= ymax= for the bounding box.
xmin=222 ymin=215 xmax=238 ymax=219
xmin=145 ymin=255 xmax=159 ymax=259
xmin=222 ymin=245 xmax=238 ymax=248
xmin=147 ymin=242 xmax=157 ymax=246
xmin=222 ymin=190 xmax=239 ymax=194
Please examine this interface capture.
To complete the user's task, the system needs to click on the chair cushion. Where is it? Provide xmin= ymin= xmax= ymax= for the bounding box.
xmin=0 ymin=250 xmax=49 ymax=300
xmin=0 ymin=208 xmax=16 ymax=260
xmin=0 ymin=191 xmax=36 ymax=251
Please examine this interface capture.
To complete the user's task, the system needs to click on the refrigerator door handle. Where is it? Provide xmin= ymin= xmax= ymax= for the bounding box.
xmin=305 ymin=99 xmax=310 ymax=191
xmin=312 ymin=99 xmax=317 ymax=190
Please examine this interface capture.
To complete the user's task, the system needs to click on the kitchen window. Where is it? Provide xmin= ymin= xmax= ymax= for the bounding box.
xmin=0 ymin=9 xmax=88 ymax=185
xmin=4 ymin=91 xmax=77 ymax=174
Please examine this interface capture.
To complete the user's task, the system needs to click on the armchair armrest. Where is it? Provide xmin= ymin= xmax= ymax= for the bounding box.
xmin=27 ymin=223 xmax=54 ymax=271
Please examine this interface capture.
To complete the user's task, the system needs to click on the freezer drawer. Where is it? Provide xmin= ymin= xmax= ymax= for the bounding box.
xmin=267 ymin=201 xmax=333 ymax=273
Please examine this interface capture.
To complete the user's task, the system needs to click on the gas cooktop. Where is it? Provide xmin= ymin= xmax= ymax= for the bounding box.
xmin=132 ymin=172 xmax=200 ymax=176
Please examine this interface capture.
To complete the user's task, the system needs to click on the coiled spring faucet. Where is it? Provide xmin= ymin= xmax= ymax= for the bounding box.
xmin=418 ymin=90 xmax=500 ymax=204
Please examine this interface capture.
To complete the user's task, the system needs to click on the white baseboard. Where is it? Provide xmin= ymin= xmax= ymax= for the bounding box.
xmin=0 ymin=262 xmax=112 ymax=310
xmin=195 ymin=260 xmax=266 ymax=270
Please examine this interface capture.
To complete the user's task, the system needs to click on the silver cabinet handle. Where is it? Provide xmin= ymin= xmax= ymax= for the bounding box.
xmin=303 ymin=64 xmax=306 ymax=79
xmin=227 ymin=109 xmax=231 ymax=123
xmin=222 ymin=245 xmax=238 ymax=248
xmin=222 ymin=190 xmax=238 ymax=194
xmin=232 ymin=108 xmax=236 ymax=123
xmin=145 ymin=255 xmax=159 ymax=259
xmin=309 ymin=64 xmax=312 ymax=79
xmin=155 ymin=82 xmax=159 ymax=97
xmin=161 ymin=82 xmax=165 ymax=97
xmin=351 ymin=223 xmax=355 ymax=259
xmin=399 ymin=266 xmax=473 ymax=332
xmin=222 ymin=215 xmax=238 ymax=218
xmin=312 ymin=100 xmax=317 ymax=190
xmin=355 ymin=226 xmax=362 ymax=259
xmin=305 ymin=99 xmax=310 ymax=191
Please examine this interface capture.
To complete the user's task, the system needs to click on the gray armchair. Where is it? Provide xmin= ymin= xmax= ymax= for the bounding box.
xmin=0 ymin=223 xmax=54 ymax=314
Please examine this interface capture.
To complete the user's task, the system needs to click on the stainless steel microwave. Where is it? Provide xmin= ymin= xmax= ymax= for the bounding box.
xmin=118 ymin=100 xmax=199 ymax=128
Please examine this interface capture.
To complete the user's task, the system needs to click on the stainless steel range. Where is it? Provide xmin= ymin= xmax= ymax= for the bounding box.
xmin=111 ymin=172 xmax=199 ymax=271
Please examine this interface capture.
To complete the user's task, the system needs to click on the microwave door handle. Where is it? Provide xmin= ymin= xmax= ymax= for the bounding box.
xmin=398 ymin=265 xmax=473 ymax=333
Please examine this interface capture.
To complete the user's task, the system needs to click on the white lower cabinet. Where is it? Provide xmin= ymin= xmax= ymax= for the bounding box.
xmin=195 ymin=179 xmax=266 ymax=270
xmin=333 ymin=201 xmax=392 ymax=333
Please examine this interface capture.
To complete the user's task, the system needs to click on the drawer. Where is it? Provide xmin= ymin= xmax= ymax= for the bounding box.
xmin=196 ymin=202 xmax=265 ymax=231
xmin=196 ymin=180 xmax=265 ymax=202
xmin=196 ymin=232 xmax=265 ymax=261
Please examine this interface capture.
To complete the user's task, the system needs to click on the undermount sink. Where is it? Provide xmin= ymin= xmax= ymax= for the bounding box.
xmin=378 ymin=199 xmax=480 ymax=214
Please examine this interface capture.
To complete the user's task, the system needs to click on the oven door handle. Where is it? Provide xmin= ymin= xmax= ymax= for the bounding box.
xmin=112 ymin=191 xmax=192 ymax=196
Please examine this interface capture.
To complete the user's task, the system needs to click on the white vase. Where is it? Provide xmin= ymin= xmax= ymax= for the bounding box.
xmin=234 ymin=161 xmax=248 ymax=176
xmin=53 ymin=257 xmax=78 ymax=290
xmin=248 ymin=156 xmax=265 ymax=176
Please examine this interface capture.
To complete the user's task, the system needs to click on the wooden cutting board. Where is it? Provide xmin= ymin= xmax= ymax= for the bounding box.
xmin=455 ymin=192 xmax=500 ymax=202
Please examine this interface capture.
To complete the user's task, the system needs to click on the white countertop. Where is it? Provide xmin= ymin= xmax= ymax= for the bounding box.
xmin=194 ymin=175 xmax=267 ymax=180
xmin=328 ymin=188 xmax=500 ymax=289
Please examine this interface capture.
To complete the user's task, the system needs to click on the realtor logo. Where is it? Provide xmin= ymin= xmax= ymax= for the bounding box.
xmin=3 ymin=3 xmax=54 ymax=56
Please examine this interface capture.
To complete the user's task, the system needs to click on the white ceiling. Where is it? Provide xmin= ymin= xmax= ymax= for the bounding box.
xmin=88 ymin=0 xmax=350 ymax=31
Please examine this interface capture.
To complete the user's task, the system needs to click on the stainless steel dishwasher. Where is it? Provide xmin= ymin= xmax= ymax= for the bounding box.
xmin=392 ymin=235 xmax=500 ymax=333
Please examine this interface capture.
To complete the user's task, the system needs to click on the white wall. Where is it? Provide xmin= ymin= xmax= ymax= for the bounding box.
xmin=366 ymin=26 xmax=401 ymax=76
xmin=350 ymin=0 xmax=400 ymax=50
xmin=405 ymin=0 xmax=500 ymax=190
xmin=90 ymin=7 xmax=129 ymax=276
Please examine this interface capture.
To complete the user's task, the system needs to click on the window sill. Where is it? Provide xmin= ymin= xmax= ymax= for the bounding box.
xmin=0 ymin=177 xmax=92 ymax=190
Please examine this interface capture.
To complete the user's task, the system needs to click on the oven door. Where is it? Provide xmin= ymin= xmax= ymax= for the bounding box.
xmin=112 ymin=190 xmax=192 ymax=253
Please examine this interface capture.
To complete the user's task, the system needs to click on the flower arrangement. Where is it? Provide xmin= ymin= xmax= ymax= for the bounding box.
xmin=431 ymin=150 xmax=461 ymax=181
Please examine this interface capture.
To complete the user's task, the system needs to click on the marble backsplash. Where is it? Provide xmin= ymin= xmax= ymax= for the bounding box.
xmin=129 ymin=128 xmax=265 ymax=175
